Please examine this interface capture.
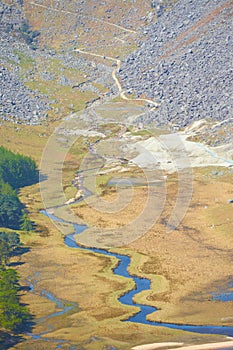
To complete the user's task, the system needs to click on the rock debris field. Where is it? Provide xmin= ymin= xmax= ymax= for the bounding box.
xmin=0 ymin=0 xmax=232 ymax=128
xmin=119 ymin=0 xmax=233 ymax=127
xmin=0 ymin=0 xmax=114 ymax=124
xmin=0 ymin=2 xmax=49 ymax=124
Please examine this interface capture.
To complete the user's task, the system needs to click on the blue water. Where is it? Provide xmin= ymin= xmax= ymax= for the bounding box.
xmin=42 ymin=209 xmax=233 ymax=337
xmin=213 ymin=292 xmax=233 ymax=302
xmin=212 ymin=281 xmax=233 ymax=302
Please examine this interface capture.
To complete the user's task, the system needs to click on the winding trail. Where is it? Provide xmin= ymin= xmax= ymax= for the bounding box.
xmin=29 ymin=2 xmax=137 ymax=34
xmin=75 ymin=48 xmax=160 ymax=107
xmin=27 ymin=5 xmax=233 ymax=344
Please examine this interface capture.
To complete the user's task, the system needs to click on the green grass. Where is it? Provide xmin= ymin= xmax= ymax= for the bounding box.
xmin=26 ymin=80 xmax=97 ymax=115
xmin=95 ymin=174 xmax=113 ymax=195
xmin=11 ymin=50 xmax=99 ymax=121
xmin=15 ymin=50 xmax=35 ymax=71
xmin=129 ymin=128 xmax=152 ymax=137
xmin=44 ymin=57 xmax=86 ymax=83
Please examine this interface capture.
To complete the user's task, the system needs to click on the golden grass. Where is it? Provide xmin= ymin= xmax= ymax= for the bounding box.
xmin=128 ymin=168 xmax=233 ymax=325
xmin=65 ymin=164 xmax=233 ymax=326
xmin=3 ymin=0 xmax=232 ymax=344
xmin=1 ymin=123 xmax=231 ymax=348
xmin=26 ymin=80 xmax=96 ymax=116
xmin=0 ymin=123 xmax=165 ymax=348
xmin=72 ymin=187 xmax=148 ymax=229
xmin=0 ymin=121 xmax=53 ymax=162
xmin=1 ymin=89 xmax=232 ymax=348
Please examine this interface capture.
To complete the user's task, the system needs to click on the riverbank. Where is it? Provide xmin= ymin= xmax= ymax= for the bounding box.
xmin=72 ymin=165 xmax=233 ymax=327
xmin=1 ymin=115 xmax=232 ymax=348
xmin=1 ymin=0 xmax=233 ymax=346
xmin=11 ymin=168 xmax=232 ymax=348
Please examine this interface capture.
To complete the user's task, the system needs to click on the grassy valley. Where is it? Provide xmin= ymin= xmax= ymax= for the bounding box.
xmin=0 ymin=0 xmax=233 ymax=349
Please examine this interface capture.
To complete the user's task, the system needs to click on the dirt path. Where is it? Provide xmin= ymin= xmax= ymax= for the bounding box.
xmin=14 ymin=4 xmax=233 ymax=348
xmin=29 ymin=1 xmax=137 ymax=34
xmin=75 ymin=48 xmax=160 ymax=107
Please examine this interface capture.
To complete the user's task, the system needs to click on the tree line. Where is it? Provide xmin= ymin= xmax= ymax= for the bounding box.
xmin=0 ymin=146 xmax=38 ymax=230
xmin=0 ymin=147 xmax=36 ymax=345
xmin=0 ymin=231 xmax=31 ymax=333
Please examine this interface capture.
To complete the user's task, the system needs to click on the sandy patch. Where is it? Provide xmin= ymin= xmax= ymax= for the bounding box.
xmin=128 ymin=134 xmax=233 ymax=172
xmin=131 ymin=342 xmax=184 ymax=349
xmin=131 ymin=340 xmax=233 ymax=350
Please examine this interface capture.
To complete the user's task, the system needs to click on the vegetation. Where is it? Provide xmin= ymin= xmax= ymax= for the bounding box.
xmin=20 ymin=213 xmax=33 ymax=232
xmin=0 ymin=146 xmax=38 ymax=230
xmin=0 ymin=146 xmax=38 ymax=189
xmin=0 ymin=194 xmax=23 ymax=230
xmin=0 ymin=231 xmax=31 ymax=332
xmin=19 ymin=21 xmax=40 ymax=50
xmin=0 ymin=145 xmax=34 ymax=346
xmin=0 ymin=231 xmax=21 ymax=268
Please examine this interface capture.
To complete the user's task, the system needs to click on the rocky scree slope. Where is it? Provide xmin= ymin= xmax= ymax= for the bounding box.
xmin=0 ymin=1 xmax=51 ymax=124
xmin=0 ymin=0 xmax=116 ymax=124
xmin=119 ymin=0 xmax=233 ymax=128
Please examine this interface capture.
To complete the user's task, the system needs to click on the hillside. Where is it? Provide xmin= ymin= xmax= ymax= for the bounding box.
xmin=119 ymin=0 xmax=233 ymax=128
xmin=0 ymin=0 xmax=50 ymax=124
xmin=2 ymin=0 xmax=232 ymax=129
xmin=0 ymin=0 xmax=155 ymax=125
xmin=1 ymin=1 xmax=233 ymax=350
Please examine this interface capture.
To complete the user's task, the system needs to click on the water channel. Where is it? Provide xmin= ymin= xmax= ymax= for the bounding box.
xmin=41 ymin=209 xmax=233 ymax=337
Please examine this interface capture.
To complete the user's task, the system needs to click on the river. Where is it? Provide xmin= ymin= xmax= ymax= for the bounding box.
xmin=41 ymin=209 xmax=233 ymax=337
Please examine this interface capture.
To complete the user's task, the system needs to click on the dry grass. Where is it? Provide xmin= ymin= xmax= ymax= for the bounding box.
xmin=23 ymin=0 xmax=152 ymax=54
xmin=2 ymin=122 xmax=232 ymax=348
xmin=0 ymin=123 xmax=180 ymax=348
xmin=0 ymin=121 xmax=54 ymax=162
xmin=2 ymin=1 xmax=232 ymax=346
xmin=73 ymin=187 xmax=148 ymax=228
xmin=68 ymin=164 xmax=233 ymax=325
xmin=128 ymin=168 xmax=233 ymax=325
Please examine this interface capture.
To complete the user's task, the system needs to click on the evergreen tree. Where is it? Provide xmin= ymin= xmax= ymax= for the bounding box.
xmin=20 ymin=213 xmax=33 ymax=231
xmin=0 ymin=146 xmax=38 ymax=231
xmin=0 ymin=181 xmax=17 ymax=197
xmin=0 ymin=302 xmax=30 ymax=331
xmin=0 ymin=194 xmax=23 ymax=230
xmin=0 ymin=232 xmax=21 ymax=254
xmin=0 ymin=146 xmax=38 ymax=189
xmin=0 ymin=240 xmax=10 ymax=266
xmin=0 ymin=267 xmax=30 ymax=331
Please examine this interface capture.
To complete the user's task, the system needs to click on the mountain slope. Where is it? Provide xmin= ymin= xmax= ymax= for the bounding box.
xmin=119 ymin=0 xmax=233 ymax=127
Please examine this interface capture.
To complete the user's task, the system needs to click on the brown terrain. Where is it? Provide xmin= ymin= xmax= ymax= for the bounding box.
xmin=72 ymin=166 xmax=233 ymax=326
xmin=1 ymin=0 xmax=233 ymax=349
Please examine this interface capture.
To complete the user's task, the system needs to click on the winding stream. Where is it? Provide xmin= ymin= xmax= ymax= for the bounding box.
xmin=41 ymin=209 xmax=233 ymax=337
xmin=37 ymin=37 xmax=233 ymax=339
xmin=26 ymin=272 xmax=77 ymax=347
